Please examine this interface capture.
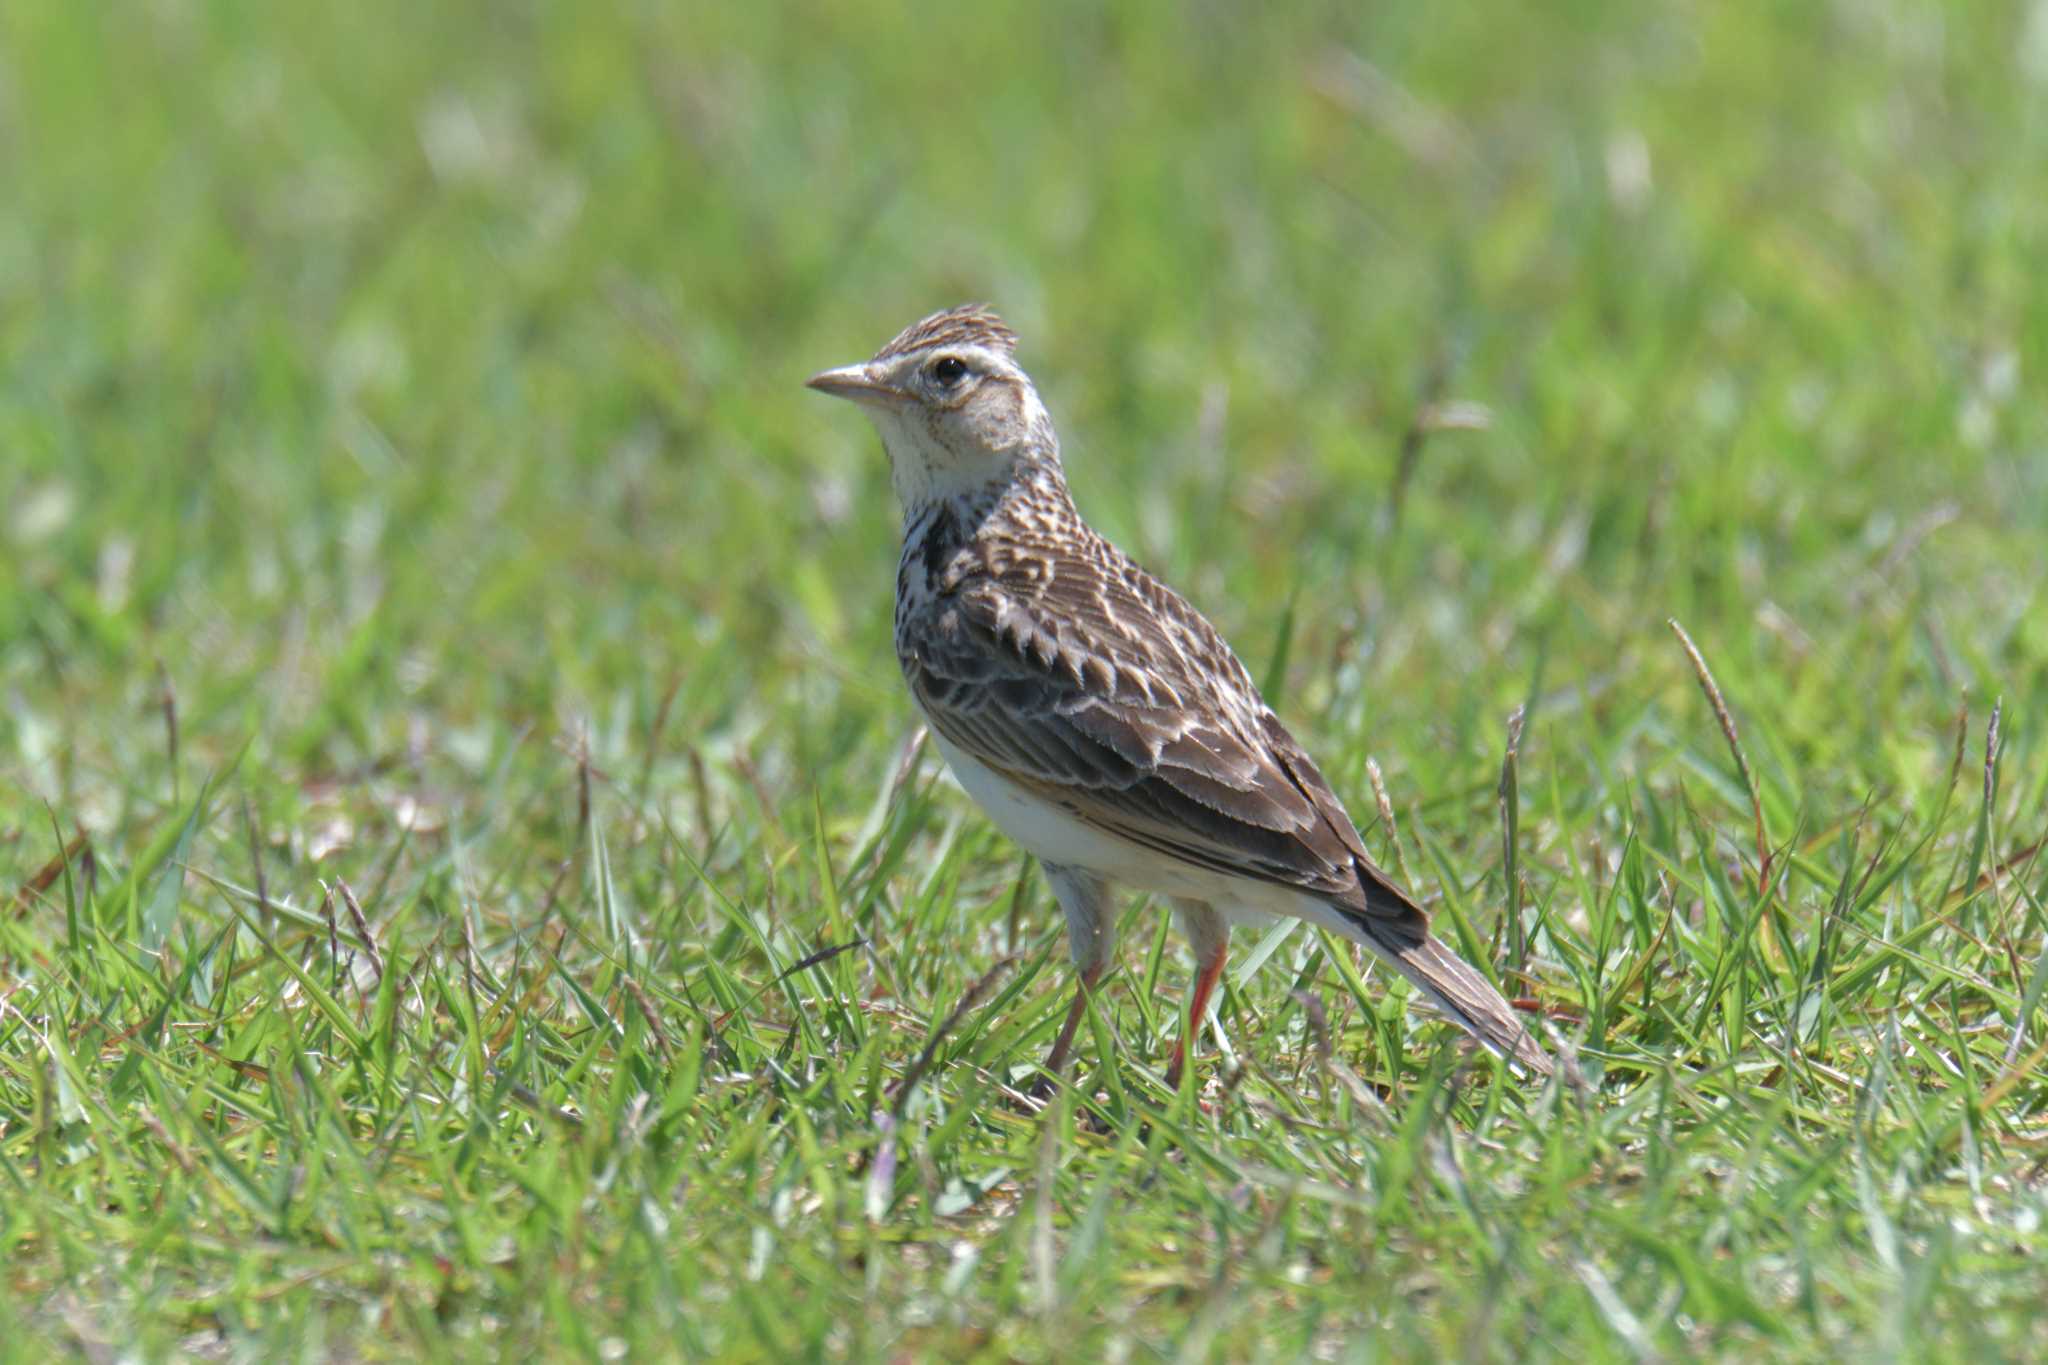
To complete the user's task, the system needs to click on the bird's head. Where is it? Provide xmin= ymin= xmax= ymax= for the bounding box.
xmin=806 ymin=304 xmax=1059 ymax=508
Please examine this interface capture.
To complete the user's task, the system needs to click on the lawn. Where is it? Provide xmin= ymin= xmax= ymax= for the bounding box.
xmin=3 ymin=0 xmax=2047 ymax=1358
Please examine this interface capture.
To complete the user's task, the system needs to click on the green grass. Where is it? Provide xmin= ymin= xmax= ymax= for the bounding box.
xmin=5 ymin=0 xmax=2048 ymax=1358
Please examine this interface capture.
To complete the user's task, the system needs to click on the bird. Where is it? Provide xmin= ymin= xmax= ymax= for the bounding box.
xmin=806 ymin=304 xmax=1553 ymax=1091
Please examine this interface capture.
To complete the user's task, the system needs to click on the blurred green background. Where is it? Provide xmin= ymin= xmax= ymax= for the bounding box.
xmin=10 ymin=0 xmax=2043 ymax=765
xmin=4 ymin=0 xmax=2046 ymax=1358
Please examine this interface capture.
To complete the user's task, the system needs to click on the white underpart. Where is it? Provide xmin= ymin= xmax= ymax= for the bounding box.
xmin=938 ymin=723 xmax=1540 ymax=1068
xmin=929 ymin=731 xmax=1359 ymax=939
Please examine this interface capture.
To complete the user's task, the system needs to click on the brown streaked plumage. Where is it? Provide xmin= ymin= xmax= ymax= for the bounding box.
xmin=808 ymin=305 xmax=1555 ymax=1089
xmin=871 ymin=303 xmax=1019 ymax=362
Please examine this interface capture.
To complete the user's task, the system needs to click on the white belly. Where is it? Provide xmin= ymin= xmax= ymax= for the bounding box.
xmin=928 ymin=731 xmax=1316 ymax=919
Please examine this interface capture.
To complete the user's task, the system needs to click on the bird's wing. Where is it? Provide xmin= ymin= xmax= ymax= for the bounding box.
xmin=901 ymin=548 xmax=1424 ymax=933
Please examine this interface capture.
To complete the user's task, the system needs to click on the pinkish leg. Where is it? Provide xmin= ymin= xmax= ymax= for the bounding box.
xmin=1166 ymin=905 xmax=1230 ymax=1088
xmin=1032 ymin=864 xmax=1116 ymax=1099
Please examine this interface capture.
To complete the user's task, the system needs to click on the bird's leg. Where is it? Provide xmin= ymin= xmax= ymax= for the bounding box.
xmin=1039 ymin=958 xmax=1107 ymax=1085
xmin=1166 ymin=902 xmax=1230 ymax=1089
xmin=1032 ymin=863 xmax=1117 ymax=1099
xmin=1164 ymin=944 xmax=1229 ymax=1088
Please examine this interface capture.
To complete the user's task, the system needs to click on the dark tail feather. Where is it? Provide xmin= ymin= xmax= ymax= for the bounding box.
xmin=1346 ymin=917 xmax=1554 ymax=1078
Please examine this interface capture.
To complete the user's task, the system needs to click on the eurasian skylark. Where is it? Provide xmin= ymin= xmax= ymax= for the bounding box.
xmin=808 ymin=305 xmax=1553 ymax=1088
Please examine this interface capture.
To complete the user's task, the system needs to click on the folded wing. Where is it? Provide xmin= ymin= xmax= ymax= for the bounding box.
xmin=901 ymin=546 xmax=1427 ymax=938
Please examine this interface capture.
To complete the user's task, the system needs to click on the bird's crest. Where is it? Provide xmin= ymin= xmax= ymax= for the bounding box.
xmin=872 ymin=304 xmax=1018 ymax=362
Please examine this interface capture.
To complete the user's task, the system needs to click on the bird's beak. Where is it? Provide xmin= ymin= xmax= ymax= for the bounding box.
xmin=804 ymin=363 xmax=901 ymax=405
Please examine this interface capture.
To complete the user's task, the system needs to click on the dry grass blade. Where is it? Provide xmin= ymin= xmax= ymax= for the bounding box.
xmin=334 ymin=879 xmax=385 ymax=984
xmin=1945 ymin=703 xmax=1970 ymax=808
xmin=1984 ymin=697 xmax=2002 ymax=811
xmin=1498 ymin=705 xmax=1528 ymax=974
xmin=621 ymin=972 xmax=674 ymax=1059
xmin=136 ymin=1107 xmax=198 ymax=1176
xmin=156 ymin=660 xmax=179 ymax=802
xmin=1366 ymin=757 xmax=1420 ymax=891
xmin=687 ymin=745 xmax=715 ymax=847
xmin=1668 ymin=618 xmax=1771 ymax=893
xmin=774 ymin=937 xmax=868 ymax=982
xmin=1386 ymin=348 xmax=1458 ymax=529
xmin=888 ymin=955 xmax=1017 ymax=1118
xmin=635 ymin=671 xmax=684 ymax=802
xmin=11 ymin=827 xmax=91 ymax=917
xmin=1292 ymin=989 xmax=1393 ymax=1130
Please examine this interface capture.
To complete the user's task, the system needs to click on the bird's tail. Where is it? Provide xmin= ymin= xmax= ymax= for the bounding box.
xmin=1345 ymin=915 xmax=1555 ymax=1079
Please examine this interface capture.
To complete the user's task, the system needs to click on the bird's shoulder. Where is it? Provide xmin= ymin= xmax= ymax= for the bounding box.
xmin=895 ymin=490 xmax=1422 ymax=924
xmin=905 ymin=495 xmax=1266 ymax=729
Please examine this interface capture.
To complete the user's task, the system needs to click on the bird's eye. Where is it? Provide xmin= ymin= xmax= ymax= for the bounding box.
xmin=928 ymin=356 xmax=969 ymax=386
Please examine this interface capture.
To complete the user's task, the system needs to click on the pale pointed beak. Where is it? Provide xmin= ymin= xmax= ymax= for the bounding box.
xmin=804 ymin=363 xmax=901 ymax=404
